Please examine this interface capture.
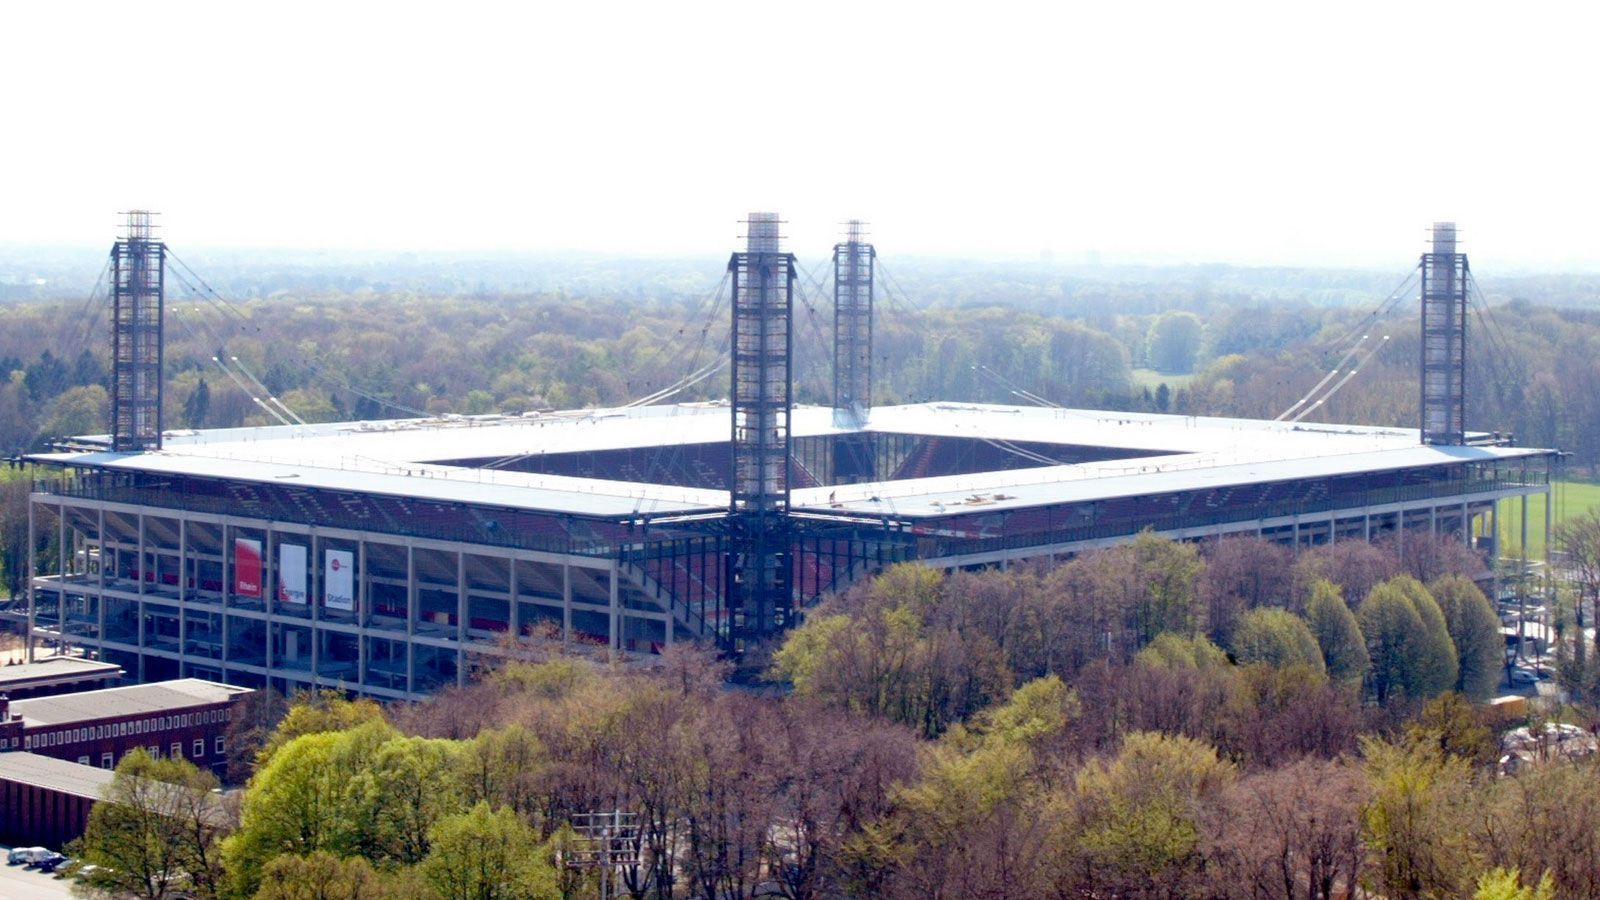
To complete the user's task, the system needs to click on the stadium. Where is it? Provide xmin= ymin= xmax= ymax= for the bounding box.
xmin=16 ymin=214 xmax=1557 ymax=700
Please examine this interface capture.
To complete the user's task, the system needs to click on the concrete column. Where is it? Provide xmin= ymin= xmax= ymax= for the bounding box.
xmin=562 ymin=563 xmax=572 ymax=646
xmin=509 ymin=557 xmax=521 ymax=640
xmin=26 ymin=494 xmax=36 ymax=662
xmin=1364 ymin=512 xmax=1372 ymax=542
xmin=136 ymin=512 xmax=146 ymax=681
xmin=1328 ymin=514 xmax=1338 ymax=545
xmin=96 ymin=506 xmax=106 ymax=652
xmin=179 ymin=517 xmax=189 ymax=678
xmin=56 ymin=501 xmax=66 ymax=641
xmin=405 ymin=543 xmax=416 ymax=696
xmin=609 ymin=564 xmax=620 ymax=658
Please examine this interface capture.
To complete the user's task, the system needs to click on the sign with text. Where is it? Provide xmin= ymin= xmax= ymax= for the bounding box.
xmin=325 ymin=549 xmax=355 ymax=612
xmin=278 ymin=543 xmax=307 ymax=605
xmin=233 ymin=538 xmax=262 ymax=598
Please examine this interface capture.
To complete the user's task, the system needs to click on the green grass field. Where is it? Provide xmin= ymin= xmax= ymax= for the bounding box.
xmin=1497 ymin=479 xmax=1600 ymax=557
xmin=1131 ymin=368 xmax=1198 ymax=391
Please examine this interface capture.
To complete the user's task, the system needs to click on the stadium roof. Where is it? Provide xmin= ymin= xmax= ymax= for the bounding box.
xmin=31 ymin=402 xmax=1552 ymax=520
xmin=11 ymin=679 xmax=251 ymax=729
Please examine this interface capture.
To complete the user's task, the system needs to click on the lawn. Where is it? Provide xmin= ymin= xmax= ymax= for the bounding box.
xmin=1497 ymin=479 xmax=1600 ymax=558
xmin=1131 ymin=368 xmax=1198 ymax=391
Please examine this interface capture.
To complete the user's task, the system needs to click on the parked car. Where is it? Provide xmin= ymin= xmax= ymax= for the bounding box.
xmin=24 ymin=850 xmax=63 ymax=869
xmin=7 ymin=847 xmax=46 ymax=866
xmin=35 ymin=854 xmax=70 ymax=874
xmin=11 ymin=847 xmax=54 ymax=866
xmin=1509 ymin=668 xmax=1539 ymax=686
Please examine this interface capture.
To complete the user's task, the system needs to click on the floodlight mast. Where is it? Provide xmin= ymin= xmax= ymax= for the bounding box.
xmin=1419 ymin=222 xmax=1468 ymax=446
xmin=110 ymin=210 xmax=166 ymax=452
xmin=727 ymin=212 xmax=795 ymax=643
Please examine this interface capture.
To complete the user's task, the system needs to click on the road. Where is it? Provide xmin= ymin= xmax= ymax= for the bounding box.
xmin=0 ymin=861 xmax=75 ymax=900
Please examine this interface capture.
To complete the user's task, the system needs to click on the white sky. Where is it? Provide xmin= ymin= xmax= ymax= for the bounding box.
xmin=3 ymin=1 xmax=1598 ymax=269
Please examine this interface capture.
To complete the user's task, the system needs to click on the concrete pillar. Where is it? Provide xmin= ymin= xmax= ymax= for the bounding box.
xmin=406 ymin=543 xmax=416 ymax=696
xmin=509 ymin=557 xmax=521 ymax=640
xmin=562 ymin=563 xmax=572 ymax=646
xmin=609 ymin=564 xmax=621 ymax=658
xmin=180 ymin=517 xmax=189 ymax=678
xmin=26 ymin=494 xmax=35 ymax=662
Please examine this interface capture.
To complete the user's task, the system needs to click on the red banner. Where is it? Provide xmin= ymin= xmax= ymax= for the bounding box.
xmin=234 ymin=538 xmax=263 ymax=598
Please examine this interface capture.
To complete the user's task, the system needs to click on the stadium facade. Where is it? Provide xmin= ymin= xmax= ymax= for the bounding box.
xmin=15 ymin=216 xmax=1556 ymax=700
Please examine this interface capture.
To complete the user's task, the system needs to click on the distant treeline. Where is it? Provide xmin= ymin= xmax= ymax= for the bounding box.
xmin=2 ymin=263 xmax=1600 ymax=470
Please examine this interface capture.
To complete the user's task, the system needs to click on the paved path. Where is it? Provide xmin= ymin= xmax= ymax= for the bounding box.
xmin=0 ymin=863 xmax=75 ymax=899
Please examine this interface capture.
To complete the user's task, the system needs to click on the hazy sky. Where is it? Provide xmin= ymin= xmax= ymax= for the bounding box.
xmin=5 ymin=1 xmax=1597 ymax=269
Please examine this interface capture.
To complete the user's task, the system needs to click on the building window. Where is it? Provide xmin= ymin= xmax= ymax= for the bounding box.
xmin=102 ymin=753 xmax=113 ymax=769
xmin=193 ymin=739 xmax=204 ymax=758
xmin=78 ymin=755 xmax=90 ymax=765
xmin=171 ymin=742 xmax=182 ymax=759
xmin=148 ymin=745 xmax=158 ymax=758
xmin=215 ymin=736 xmax=225 ymax=755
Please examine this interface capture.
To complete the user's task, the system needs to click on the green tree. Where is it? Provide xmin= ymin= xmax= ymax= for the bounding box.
xmin=1304 ymin=579 xmax=1370 ymax=687
xmin=77 ymin=749 xmax=229 ymax=900
xmin=1431 ymin=574 xmax=1506 ymax=700
xmin=251 ymin=852 xmax=389 ymax=900
xmin=1228 ymin=607 xmax=1325 ymax=673
xmin=346 ymin=735 xmax=467 ymax=864
xmin=1147 ymin=311 xmax=1204 ymax=374
xmin=1361 ymin=737 xmax=1478 ymax=899
xmin=1360 ymin=577 xmax=1457 ymax=703
xmin=1474 ymin=868 xmax=1556 ymax=900
xmin=183 ymin=376 xmax=211 ymax=428
xmin=258 ymin=691 xmax=386 ymax=767
xmin=1126 ymin=532 xmax=1206 ymax=646
xmin=1135 ymin=632 xmax=1230 ymax=671
xmin=420 ymin=802 xmax=560 ymax=900
xmin=1068 ymin=731 xmax=1234 ymax=894
xmin=222 ymin=719 xmax=397 ymax=897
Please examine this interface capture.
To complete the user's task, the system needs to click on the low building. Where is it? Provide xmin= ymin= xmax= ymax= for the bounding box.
xmin=0 ymin=751 xmax=116 ymax=848
xmin=0 ymin=655 xmax=123 ymax=699
xmin=0 ymin=679 xmax=251 ymax=776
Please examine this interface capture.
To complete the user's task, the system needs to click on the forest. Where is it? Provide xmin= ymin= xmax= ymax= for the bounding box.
xmin=63 ymin=533 xmax=1600 ymax=900
xmin=3 ymin=254 xmax=1600 ymax=473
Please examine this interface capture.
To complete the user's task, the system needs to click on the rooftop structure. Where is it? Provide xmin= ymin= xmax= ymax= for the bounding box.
xmin=6 ymin=678 xmax=249 ymax=729
xmin=0 ymin=656 xmax=123 ymax=699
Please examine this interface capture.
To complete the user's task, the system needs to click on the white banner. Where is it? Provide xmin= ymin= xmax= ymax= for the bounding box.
xmin=278 ymin=544 xmax=307 ymax=605
xmin=325 ymin=549 xmax=355 ymax=612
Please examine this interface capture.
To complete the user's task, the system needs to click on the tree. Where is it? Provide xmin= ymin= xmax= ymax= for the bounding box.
xmin=77 ymin=749 xmax=230 ymax=900
xmin=1360 ymin=578 xmax=1457 ymax=704
xmin=1431 ymin=575 xmax=1506 ymax=700
xmin=420 ymin=802 xmax=560 ymax=900
xmin=1474 ymin=868 xmax=1555 ymax=900
xmin=1147 ymin=311 xmax=1204 ymax=374
xmin=1199 ymin=536 xmax=1293 ymax=645
xmin=1360 ymin=737 xmax=1478 ymax=899
xmin=252 ymin=852 xmax=396 ymax=900
xmin=222 ymin=719 xmax=397 ymax=897
xmin=1553 ymin=509 xmax=1600 ymax=631
xmin=1303 ymin=579 xmax=1369 ymax=687
xmin=346 ymin=735 xmax=467 ymax=864
xmin=183 ymin=376 xmax=211 ymax=428
xmin=1125 ymin=532 xmax=1205 ymax=646
xmin=225 ymin=687 xmax=290 ymax=784
xmin=1202 ymin=757 xmax=1369 ymax=899
xmin=1063 ymin=731 xmax=1234 ymax=896
xmin=1228 ymin=607 xmax=1325 ymax=673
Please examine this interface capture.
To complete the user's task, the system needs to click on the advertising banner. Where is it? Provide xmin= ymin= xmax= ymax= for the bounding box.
xmin=278 ymin=543 xmax=307 ymax=605
xmin=233 ymin=538 xmax=263 ymax=598
xmin=325 ymin=549 xmax=355 ymax=612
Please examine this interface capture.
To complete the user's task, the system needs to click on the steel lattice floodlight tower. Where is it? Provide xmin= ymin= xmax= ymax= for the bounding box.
xmin=110 ymin=210 xmax=166 ymax=452
xmin=833 ymin=220 xmax=876 ymax=424
xmin=1420 ymin=222 xmax=1468 ymax=445
xmin=728 ymin=212 xmax=795 ymax=640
